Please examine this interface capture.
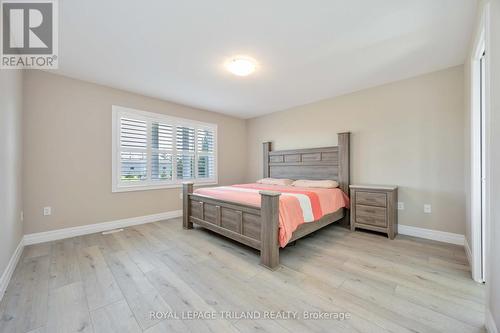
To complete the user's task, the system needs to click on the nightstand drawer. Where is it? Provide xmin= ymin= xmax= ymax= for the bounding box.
xmin=356 ymin=191 xmax=387 ymax=207
xmin=355 ymin=204 xmax=387 ymax=227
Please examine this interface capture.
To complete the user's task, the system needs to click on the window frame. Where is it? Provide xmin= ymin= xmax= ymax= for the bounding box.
xmin=112 ymin=105 xmax=218 ymax=192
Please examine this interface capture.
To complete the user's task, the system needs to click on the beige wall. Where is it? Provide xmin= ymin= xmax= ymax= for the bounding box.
xmin=23 ymin=71 xmax=247 ymax=234
xmin=0 ymin=70 xmax=24 ymax=276
xmin=246 ymin=66 xmax=465 ymax=235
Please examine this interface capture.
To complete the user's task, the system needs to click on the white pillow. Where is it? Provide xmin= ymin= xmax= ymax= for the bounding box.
xmin=257 ymin=178 xmax=294 ymax=186
xmin=292 ymin=179 xmax=339 ymax=188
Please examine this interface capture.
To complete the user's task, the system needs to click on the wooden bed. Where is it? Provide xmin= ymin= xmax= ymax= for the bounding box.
xmin=182 ymin=132 xmax=350 ymax=270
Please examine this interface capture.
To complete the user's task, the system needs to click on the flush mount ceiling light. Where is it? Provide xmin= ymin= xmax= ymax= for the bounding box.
xmin=225 ymin=56 xmax=257 ymax=76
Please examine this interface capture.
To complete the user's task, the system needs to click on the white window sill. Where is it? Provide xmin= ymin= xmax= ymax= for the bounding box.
xmin=112 ymin=181 xmax=218 ymax=193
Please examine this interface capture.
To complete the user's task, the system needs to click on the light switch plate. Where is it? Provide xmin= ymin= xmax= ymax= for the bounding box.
xmin=397 ymin=202 xmax=405 ymax=210
xmin=424 ymin=204 xmax=432 ymax=214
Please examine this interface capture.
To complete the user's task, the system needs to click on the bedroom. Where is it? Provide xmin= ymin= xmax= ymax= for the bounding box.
xmin=0 ymin=0 xmax=499 ymax=332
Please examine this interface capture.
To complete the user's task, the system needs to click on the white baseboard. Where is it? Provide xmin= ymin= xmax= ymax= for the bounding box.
xmin=398 ymin=224 xmax=465 ymax=246
xmin=463 ymin=238 xmax=483 ymax=282
xmin=23 ymin=210 xmax=182 ymax=245
xmin=486 ymin=308 xmax=499 ymax=333
xmin=465 ymin=237 xmax=473 ymax=266
xmin=0 ymin=238 xmax=24 ymax=302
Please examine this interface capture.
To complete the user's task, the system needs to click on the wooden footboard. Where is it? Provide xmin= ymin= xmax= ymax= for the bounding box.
xmin=183 ymin=182 xmax=281 ymax=269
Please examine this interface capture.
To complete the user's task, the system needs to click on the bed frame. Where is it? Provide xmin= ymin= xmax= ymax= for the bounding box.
xmin=182 ymin=132 xmax=350 ymax=270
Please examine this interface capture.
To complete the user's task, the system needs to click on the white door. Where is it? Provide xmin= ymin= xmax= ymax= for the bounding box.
xmin=480 ymin=50 xmax=486 ymax=282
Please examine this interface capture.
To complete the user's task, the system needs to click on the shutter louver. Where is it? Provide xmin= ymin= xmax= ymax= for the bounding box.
xmin=176 ymin=125 xmax=195 ymax=179
xmin=152 ymin=122 xmax=174 ymax=181
xmin=176 ymin=126 xmax=195 ymax=152
xmin=120 ymin=117 xmax=148 ymax=182
xmin=197 ymin=128 xmax=215 ymax=179
xmin=152 ymin=152 xmax=173 ymax=181
xmin=197 ymin=129 xmax=215 ymax=153
xmin=176 ymin=155 xmax=195 ymax=179
xmin=120 ymin=118 xmax=147 ymax=149
xmin=197 ymin=155 xmax=215 ymax=178
xmin=152 ymin=122 xmax=174 ymax=150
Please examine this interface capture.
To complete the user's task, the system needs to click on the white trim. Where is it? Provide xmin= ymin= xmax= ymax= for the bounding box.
xmin=486 ymin=308 xmax=499 ymax=333
xmin=111 ymin=181 xmax=218 ymax=193
xmin=23 ymin=210 xmax=182 ymax=245
xmin=113 ymin=105 xmax=219 ymax=128
xmin=470 ymin=28 xmax=485 ymax=283
xmin=398 ymin=225 xmax=465 ymax=246
xmin=465 ymin=237 xmax=473 ymax=269
xmin=112 ymin=106 xmax=119 ymax=192
xmin=0 ymin=238 xmax=24 ymax=302
xmin=469 ymin=2 xmax=491 ymax=284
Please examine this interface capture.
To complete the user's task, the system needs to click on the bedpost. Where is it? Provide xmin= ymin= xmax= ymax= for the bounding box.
xmin=183 ymin=182 xmax=194 ymax=229
xmin=338 ymin=132 xmax=351 ymax=228
xmin=337 ymin=132 xmax=350 ymax=195
xmin=259 ymin=190 xmax=281 ymax=270
xmin=263 ymin=142 xmax=271 ymax=178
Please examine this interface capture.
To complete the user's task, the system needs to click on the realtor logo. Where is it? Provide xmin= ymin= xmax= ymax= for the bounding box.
xmin=1 ymin=0 xmax=58 ymax=69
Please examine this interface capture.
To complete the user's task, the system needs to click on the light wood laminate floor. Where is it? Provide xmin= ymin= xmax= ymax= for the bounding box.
xmin=0 ymin=218 xmax=485 ymax=333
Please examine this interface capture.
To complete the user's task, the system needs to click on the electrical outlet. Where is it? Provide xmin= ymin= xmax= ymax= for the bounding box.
xmin=424 ymin=204 xmax=432 ymax=214
xmin=397 ymin=202 xmax=405 ymax=210
xmin=43 ymin=206 xmax=52 ymax=216
xmin=20 ymin=211 xmax=24 ymax=221
xmin=179 ymin=193 xmax=183 ymax=200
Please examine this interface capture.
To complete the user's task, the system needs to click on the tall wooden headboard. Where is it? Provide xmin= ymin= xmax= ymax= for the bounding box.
xmin=262 ymin=132 xmax=350 ymax=194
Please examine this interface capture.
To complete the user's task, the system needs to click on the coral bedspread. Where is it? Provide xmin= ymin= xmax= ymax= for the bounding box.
xmin=194 ymin=183 xmax=350 ymax=247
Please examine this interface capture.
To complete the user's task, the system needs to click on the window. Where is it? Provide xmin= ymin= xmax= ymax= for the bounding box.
xmin=112 ymin=105 xmax=217 ymax=192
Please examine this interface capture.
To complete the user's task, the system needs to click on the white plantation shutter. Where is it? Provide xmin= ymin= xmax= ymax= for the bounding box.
xmin=120 ymin=118 xmax=147 ymax=149
xmin=176 ymin=125 xmax=195 ymax=180
xmin=120 ymin=118 xmax=148 ymax=182
xmin=197 ymin=128 xmax=215 ymax=179
xmin=151 ymin=122 xmax=174 ymax=181
xmin=113 ymin=106 xmax=217 ymax=191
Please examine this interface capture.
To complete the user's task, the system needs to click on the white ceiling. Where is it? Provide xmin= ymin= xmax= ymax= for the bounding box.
xmin=55 ymin=0 xmax=477 ymax=118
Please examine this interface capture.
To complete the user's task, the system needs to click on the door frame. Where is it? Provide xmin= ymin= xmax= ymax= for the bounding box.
xmin=470 ymin=3 xmax=490 ymax=283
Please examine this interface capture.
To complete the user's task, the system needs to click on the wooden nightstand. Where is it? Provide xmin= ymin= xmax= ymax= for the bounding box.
xmin=350 ymin=185 xmax=398 ymax=239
